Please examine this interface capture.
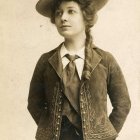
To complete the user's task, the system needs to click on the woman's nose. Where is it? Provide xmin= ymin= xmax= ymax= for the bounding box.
xmin=61 ymin=12 xmax=68 ymax=22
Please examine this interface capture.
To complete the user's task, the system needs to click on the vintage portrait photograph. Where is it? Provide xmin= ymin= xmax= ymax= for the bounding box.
xmin=0 ymin=0 xmax=140 ymax=140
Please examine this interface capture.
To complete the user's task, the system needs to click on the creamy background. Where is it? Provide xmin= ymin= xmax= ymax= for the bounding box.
xmin=0 ymin=0 xmax=140 ymax=139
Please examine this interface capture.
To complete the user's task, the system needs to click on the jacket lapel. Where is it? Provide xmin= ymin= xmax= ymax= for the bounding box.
xmin=48 ymin=45 xmax=80 ymax=114
xmin=48 ymin=46 xmax=63 ymax=79
xmin=90 ymin=46 xmax=102 ymax=75
xmin=81 ymin=44 xmax=102 ymax=81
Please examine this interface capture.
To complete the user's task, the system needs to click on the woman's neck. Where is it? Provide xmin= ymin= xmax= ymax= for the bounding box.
xmin=64 ymin=33 xmax=86 ymax=53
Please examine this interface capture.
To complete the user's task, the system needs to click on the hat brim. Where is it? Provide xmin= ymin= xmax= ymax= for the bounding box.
xmin=94 ymin=0 xmax=108 ymax=11
xmin=36 ymin=0 xmax=108 ymax=17
xmin=36 ymin=0 xmax=53 ymax=17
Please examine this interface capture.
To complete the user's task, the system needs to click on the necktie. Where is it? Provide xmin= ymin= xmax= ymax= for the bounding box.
xmin=63 ymin=54 xmax=79 ymax=85
xmin=62 ymin=54 xmax=82 ymax=130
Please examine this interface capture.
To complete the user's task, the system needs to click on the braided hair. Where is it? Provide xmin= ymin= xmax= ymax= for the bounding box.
xmin=50 ymin=0 xmax=98 ymax=80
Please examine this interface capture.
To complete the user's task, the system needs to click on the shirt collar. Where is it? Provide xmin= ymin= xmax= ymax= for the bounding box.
xmin=60 ymin=43 xmax=85 ymax=60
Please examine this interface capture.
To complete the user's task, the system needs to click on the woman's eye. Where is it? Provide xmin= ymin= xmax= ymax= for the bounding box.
xmin=68 ymin=9 xmax=76 ymax=14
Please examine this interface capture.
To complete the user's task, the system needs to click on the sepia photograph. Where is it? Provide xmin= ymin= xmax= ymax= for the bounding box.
xmin=0 ymin=0 xmax=140 ymax=140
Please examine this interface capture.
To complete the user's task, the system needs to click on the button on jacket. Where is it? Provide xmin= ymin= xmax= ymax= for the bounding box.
xmin=27 ymin=43 xmax=131 ymax=140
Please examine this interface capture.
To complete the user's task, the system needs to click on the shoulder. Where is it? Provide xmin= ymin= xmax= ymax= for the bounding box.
xmin=92 ymin=44 xmax=117 ymax=64
xmin=37 ymin=43 xmax=62 ymax=63
xmin=92 ymin=45 xmax=121 ymax=71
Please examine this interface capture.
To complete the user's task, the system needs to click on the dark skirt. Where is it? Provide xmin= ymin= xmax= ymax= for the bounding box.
xmin=59 ymin=116 xmax=116 ymax=140
xmin=59 ymin=116 xmax=83 ymax=140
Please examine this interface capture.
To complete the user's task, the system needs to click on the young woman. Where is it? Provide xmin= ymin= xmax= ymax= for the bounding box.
xmin=28 ymin=0 xmax=131 ymax=140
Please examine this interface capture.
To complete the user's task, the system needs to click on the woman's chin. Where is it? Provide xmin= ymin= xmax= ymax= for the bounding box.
xmin=59 ymin=31 xmax=74 ymax=38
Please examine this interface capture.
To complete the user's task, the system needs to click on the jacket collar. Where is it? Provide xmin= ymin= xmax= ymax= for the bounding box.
xmin=48 ymin=44 xmax=63 ymax=79
xmin=48 ymin=43 xmax=102 ymax=80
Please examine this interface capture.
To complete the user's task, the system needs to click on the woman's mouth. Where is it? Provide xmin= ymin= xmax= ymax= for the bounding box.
xmin=60 ymin=25 xmax=71 ymax=28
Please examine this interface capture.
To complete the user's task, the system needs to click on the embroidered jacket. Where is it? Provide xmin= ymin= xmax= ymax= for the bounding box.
xmin=27 ymin=43 xmax=131 ymax=140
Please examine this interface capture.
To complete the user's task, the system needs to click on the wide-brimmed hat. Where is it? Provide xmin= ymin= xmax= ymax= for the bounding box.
xmin=36 ymin=0 xmax=108 ymax=17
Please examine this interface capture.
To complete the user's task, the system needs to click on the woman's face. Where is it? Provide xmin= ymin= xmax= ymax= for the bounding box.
xmin=54 ymin=1 xmax=86 ymax=38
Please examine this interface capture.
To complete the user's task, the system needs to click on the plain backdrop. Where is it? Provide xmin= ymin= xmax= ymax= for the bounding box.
xmin=0 ymin=0 xmax=140 ymax=139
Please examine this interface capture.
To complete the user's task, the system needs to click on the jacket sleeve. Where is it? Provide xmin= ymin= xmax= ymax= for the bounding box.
xmin=27 ymin=54 xmax=46 ymax=125
xmin=107 ymin=53 xmax=131 ymax=133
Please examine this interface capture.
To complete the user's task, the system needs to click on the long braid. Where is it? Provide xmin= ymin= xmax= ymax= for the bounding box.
xmin=82 ymin=28 xmax=93 ymax=80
